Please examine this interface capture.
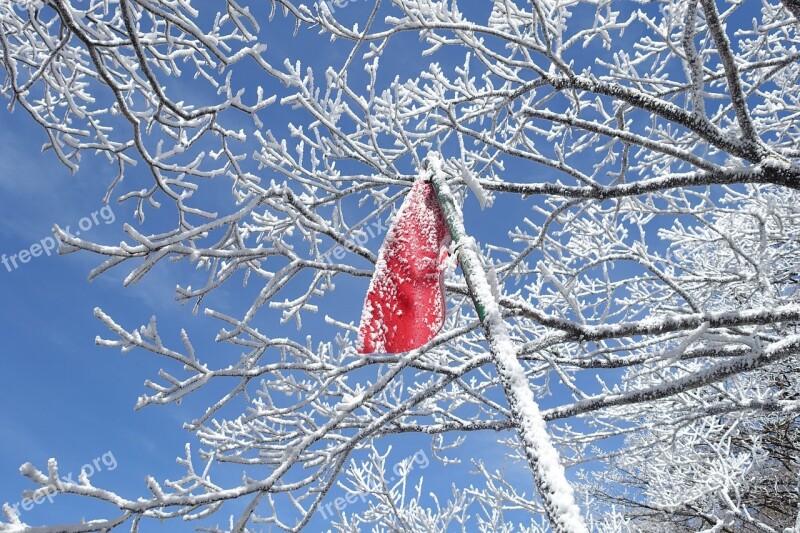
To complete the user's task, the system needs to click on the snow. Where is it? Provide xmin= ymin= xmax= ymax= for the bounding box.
xmin=5 ymin=0 xmax=799 ymax=530
xmin=459 ymin=160 xmax=492 ymax=210
xmin=427 ymin=154 xmax=588 ymax=533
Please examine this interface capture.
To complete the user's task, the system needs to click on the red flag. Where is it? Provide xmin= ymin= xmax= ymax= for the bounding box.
xmin=357 ymin=178 xmax=452 ymax=354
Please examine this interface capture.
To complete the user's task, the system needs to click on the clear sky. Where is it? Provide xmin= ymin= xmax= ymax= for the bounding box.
xmin=0 ymin=3 xmax=485 ymax=529
xmin=0 ymin=0 xmax=725 ymax=529
xmin=0 ymin=81 xmax=491 ymax=531
xmin=0 ymin=95 xmax=205 ymax=527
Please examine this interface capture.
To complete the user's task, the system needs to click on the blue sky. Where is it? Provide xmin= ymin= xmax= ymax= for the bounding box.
xmin=0 ymin=98 xmax=205 ymax=528
xmin=0 ymin=1 xmax=625 ymax=528
xmin=0 ymin=0 xmax=761 ymax=529
xmin=0 ymin=95 xmax=490 ymax=529
xmin=0 ymin=3 xmax=479 ymax=529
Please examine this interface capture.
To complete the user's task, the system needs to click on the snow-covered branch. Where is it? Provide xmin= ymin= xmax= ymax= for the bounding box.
xmin=2 ymin=0 xmax=799 ymax=530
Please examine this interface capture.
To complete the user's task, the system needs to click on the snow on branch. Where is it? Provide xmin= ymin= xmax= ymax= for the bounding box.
xmin=2 ymin=0 xmax=800 ymax=530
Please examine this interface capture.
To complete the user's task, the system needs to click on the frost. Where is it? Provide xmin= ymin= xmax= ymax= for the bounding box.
xmin=4 ymin=0 xmax=800 ymax=531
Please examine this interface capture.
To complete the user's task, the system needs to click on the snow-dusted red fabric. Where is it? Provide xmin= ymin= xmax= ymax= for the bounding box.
xmin=357 ymin=178 xmax=452 ymax=354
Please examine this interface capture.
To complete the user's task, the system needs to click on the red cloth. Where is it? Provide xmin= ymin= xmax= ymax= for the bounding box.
xmin=357 ymin=179 xmax=452 ymax=354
